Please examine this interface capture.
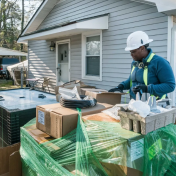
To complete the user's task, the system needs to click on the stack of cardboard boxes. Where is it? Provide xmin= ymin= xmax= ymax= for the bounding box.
xmin=0 ymin=85 xmax=145 ymax=176
xmin=1 ymin=85 xmax=176 ymax=176
xmin=22 ymin=87 xmax=144 ymax=175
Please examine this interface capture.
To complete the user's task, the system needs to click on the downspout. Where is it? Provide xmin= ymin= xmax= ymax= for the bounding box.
xmin=171 ymin=23 xmax=176 ymax=106
xmin=167 ymin=16 xmax=175 ymax=105
xmin=167 ymin=16 xmax=173 ymax=63
xmin=27 ymin=41 xmax=29 ymax=80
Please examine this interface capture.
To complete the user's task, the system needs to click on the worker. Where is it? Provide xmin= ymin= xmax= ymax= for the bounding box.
xmin=108 ymin=31 xmax=175 ymax=100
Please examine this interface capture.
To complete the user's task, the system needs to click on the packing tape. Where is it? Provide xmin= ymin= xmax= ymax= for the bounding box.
xmin=45 ymin=109 xmax=52 ymax=135
xmin=45 ymin=107 xmax=59 ymax=135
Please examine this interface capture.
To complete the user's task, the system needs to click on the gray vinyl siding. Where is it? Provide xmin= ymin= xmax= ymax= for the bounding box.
xmin=28 ymin=34 xmax=82 ymax=93
xmin=28 ymin=40 xmax=56 ymax=92
xmin=29 ymin=0 xmax=168 ymax=102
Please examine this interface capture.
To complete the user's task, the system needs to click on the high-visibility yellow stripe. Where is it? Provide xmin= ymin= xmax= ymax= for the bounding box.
xmin=130 ymin=53 xmax=166 ymax=99
xmin=161 ymin=94 xmax=166 ymax=99
xmin=143 ymin=53 xmax=155 ymax=86
xmin=130 ymin=66 xmax=135 ymax=88
xmin=143 ymin=68 xmax=148 ymax=86
xmin=155 ymin=94 xmax=166 ymax=100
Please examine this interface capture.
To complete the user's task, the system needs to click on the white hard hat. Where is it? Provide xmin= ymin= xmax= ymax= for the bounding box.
xmin=125 ymin=31 xmax=153 ymax=51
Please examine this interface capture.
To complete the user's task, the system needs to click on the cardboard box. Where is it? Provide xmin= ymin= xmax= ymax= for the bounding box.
xmin=25 ymin=123 xmax=55 ymax=144
xmin=55 ymin=81 xmax=96 ymax=102
xmin=64 ymin=163 xmax=142 ymax=176
xmin=82 ymin=112 xmax=120 ymax=123
xmin=54 ymin=80 xmax=96 ymax=95
xmin=101 ymin=163 xmax=143 ymax=176
xmin=82 ymin=113 xmax=144 ymax=174
xmin=63 ymin=164 xmax=76 ymax=175
xmin=119 ymin=107 xmax=176 ymax=135
xmin=81 ymin=88 xmax=126 ymax=105
xmin=36 ymin=103 xmax=113 ymax=138
xmin=55 ymin=85 xmax=82 ymax=102
xmin=25 ymin=124 xmax=61 ymax=151
xmin=0 ymin=143 xmax=21 ymax=176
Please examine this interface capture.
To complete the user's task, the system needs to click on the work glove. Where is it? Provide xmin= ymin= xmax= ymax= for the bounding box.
xmin=132 ymin=85 xmax=148 ymax=94
xmin=108 ymin=84 xmax=124 ymax=93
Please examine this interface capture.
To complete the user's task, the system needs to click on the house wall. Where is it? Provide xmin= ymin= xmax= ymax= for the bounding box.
xmin=28 ymin=0 xmax=168 ymax=101
xmin=28 ymin=34 xmax=81 ymax=92
xmin=28 ymin=40 xmax=56 ymax=92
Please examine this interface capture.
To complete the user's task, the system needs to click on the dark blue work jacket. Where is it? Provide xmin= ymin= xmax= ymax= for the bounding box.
xmin=121 ymin=49 xmax=175 ymax=99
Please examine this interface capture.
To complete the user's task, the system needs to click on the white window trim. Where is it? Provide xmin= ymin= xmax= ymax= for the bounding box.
xmin=82 ymin=30 xmax=102 ymax=81
xmin=55 ymin=39 xmax=70 ymax=86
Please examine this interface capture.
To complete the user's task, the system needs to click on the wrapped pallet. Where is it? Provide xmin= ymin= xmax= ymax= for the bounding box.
xmin=20 ymin=111 xmax=176 ymax=176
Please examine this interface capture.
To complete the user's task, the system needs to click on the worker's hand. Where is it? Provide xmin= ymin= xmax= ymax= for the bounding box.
xmin=132 ymin=85 xmax=147 ymax=94
xmin=108 ymin=84 xmax=124 ymax=93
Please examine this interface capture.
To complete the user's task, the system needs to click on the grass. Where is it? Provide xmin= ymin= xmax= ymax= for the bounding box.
xmin=0 ymin=80 xmax=22 ymax=90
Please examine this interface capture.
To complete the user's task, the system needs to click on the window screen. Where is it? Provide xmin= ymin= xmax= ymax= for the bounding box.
xmin=86 ymin=56 xmax=100 ymax=76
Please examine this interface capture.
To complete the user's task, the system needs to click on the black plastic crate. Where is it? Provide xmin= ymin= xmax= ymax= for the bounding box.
xmin=0 ymin=107 xmax=36 ymax=146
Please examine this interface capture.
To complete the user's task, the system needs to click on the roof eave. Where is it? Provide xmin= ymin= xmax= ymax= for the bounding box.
xmin=18 ymin=15 xmax=109 ymax=43
xmin=20 ymin=0 xmax=59 ymax=37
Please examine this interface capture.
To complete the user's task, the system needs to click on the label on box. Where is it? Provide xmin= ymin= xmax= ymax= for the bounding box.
xmin=131 ymin=139 xmax=144 ymax=161
xmin=38 ymin=110 xmax=45 ymax=125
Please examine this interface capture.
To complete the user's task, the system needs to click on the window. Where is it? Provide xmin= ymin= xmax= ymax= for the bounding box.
xmin=82 ymin=31 xmax=102 ymax=81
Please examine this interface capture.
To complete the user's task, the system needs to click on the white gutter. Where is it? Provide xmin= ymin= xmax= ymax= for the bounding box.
xmin=167 ymin=16 xmax=174 ymax=64
xmin=167 ymin=16 xmax=174 ymax=102
xmin=18 ymin=15 xmax=109 ymax=43
xmin=27 ymin=41 xmax=29 ymax=80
